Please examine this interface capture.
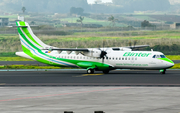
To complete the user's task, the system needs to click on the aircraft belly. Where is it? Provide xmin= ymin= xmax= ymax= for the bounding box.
xmin=114 ymin=60 xmax=166 ymax=70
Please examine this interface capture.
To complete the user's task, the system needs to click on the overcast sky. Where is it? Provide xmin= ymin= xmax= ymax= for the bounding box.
xmin=87 ymin=0 xmax=112 ymax=4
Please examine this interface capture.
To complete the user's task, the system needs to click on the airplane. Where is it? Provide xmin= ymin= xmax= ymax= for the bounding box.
xmin=15 ymin=20 xmax=174 ymax=74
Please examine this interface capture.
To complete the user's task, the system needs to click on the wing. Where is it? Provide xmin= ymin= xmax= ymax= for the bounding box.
xmin=123 ymin=45 xmax=149 ymax=49
xmin=47 ymin=48 xmax=89 ymax=52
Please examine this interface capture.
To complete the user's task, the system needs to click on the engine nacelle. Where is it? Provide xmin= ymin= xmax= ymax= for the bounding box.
xmin=83 ymin=49 xmax=102 ymax=58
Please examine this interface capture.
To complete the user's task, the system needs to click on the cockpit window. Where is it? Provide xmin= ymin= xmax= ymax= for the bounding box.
xmin=153 ymin=55 xmax=166 ymax=58
xmin=156 ymin=55 xmax=160 ymax=58
xmin=160 ymin=55 xmax=166 ymax=58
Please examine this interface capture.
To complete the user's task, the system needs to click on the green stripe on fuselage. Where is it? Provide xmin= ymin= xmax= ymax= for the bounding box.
xmin=158 ymin=58 xmax=174 ymax=64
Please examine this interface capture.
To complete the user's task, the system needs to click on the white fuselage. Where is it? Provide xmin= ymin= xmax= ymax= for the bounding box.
xmin=41 ymin=50 xmax=173 ymax=70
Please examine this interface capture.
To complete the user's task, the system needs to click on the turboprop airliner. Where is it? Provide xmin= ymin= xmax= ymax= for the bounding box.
xmin=15 ymin=21 xmax=174 ymax=74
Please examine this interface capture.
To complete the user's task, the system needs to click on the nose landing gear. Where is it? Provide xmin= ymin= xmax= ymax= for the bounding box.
xmin=160 ymin=69 xmax=166 ymax=74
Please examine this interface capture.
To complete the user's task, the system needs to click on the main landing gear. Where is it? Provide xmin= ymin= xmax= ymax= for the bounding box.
xmin=103 ymin=70 xmax=109 ymax=74
xmin=87 ymin=69 xmax=109 ymax=74
xmin=87 ymin=69 xmax=94 ymax=74
xmin=160 ymin=69 xmax=166 ymax=74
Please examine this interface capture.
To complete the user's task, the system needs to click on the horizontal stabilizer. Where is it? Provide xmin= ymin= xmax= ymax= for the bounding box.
xmin=7 ymin=26 xmax=28 ymax=28
xmin=42 ymin=48 xmax=89 ymax=52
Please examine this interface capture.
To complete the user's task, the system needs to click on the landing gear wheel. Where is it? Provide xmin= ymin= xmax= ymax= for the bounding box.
xmin=103 ymin=70 xmax=109 ymax=74
xmin=160 ymin=69 xmax=166 ymax=74
xmin=87 ymin=69 xmax=94 ymax=74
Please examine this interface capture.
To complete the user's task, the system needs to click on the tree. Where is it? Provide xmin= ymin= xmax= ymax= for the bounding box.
xmin=0 ymin=0 xmax=89 ymax=13
xmin=30 ymin=21 xmax=36 ymax=25
xmin=22 ymin=6 xmax=26 ymax=13
xmin=141 ymin=20 xmax=156 ymax=27
xmin=112 ymin=0 xmax=170 ymax=11
xmin=76 ymin=16 xmax=84 ymax=26
xmin=108 ymin=15 xmax=118 ymax=27
xmin=70 ymin=7 xmax=84 ymax=15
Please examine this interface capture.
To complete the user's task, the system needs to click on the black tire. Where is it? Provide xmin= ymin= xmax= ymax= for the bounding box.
xmin=103 ymin=70 xmax=109 ymax=74
xmin=87 ymin=69 xmax=94 ymax=74
xmin=160 ymin=70 xmax=166 ymax=74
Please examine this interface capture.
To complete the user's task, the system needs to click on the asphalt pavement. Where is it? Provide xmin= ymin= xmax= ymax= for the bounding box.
xmin=0 ymin=70 xmax=179 ymax=86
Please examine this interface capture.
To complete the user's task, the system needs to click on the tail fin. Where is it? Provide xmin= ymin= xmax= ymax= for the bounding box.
xmin=16 ymin=21 xmax=51 ymax=51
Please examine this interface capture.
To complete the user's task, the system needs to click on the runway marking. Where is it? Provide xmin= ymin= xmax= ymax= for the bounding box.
xmin=74 ymin=73 xmax=104 ymax=77
xmin=0 ymin=83 xmax=6 ymax=85
xmin=0 ymin=87 xmax=130 ymax=102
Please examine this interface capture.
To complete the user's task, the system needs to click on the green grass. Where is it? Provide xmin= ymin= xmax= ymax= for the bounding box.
xmin=171 ymin=63 xmax=180 ymax=69
xmin=0 ymin=65 xmax=76 ymax=69
xmin=0 ymin=57 xmax=33 ymax=61
xmin=166 ymin=55 xmax=180 ymax=60
xmin=1 ymin=29 xmax=180 ymax=53
xmin=0 ymin=15 xmax=30 ymax=21
xmin=60 ymin=17 xmax=126 ymax=27
xmin=0 ymin=64 xmax=179 ymax=69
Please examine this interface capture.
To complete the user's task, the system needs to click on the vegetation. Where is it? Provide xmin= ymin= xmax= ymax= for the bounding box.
xmin=166 ymin=55 xmax=180 ymax=60
xmin=0 ymin=65 xmax=75 ymax=69
xmin=22 ymin=6 xmax=26 ymax=13
xmin=108 ymin=15 xmax=118 ymax=27
xmin=0 ymin=57 xmax=33 ymax=61
xmin=141 ymin=20 xmax=156 ymax=28
xmin=70 ymin=7 xmax=84 ymax=15
xmin=145 ymin=44 xmax=180 ymax=55
xmin=0 ymin=0 xmax=89 ymax=13
xmin=171 ymin=63 xmax=180 ymax=69
xmin=0 ymin=64 xmax=179 ymax=69
xmin=1 ymin=30 xmax=180 ymax=55
xmin=112 ymin=0 xmax=170 ymax=11
xmin=76 ymin=16 xmax=84 ymax=26
xmin=0 ymin=0 xmax=177 ymax=14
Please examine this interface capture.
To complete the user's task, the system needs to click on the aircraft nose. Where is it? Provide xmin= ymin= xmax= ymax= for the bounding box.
xmin=167 ymin=61 xmax=174 ymax=68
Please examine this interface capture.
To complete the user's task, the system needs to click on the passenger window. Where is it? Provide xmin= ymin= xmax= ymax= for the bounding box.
xmin=109 ymin=57 xmax=111 ymax=60
xmin=122 ymin=58 xmax=124 ymax=60
xmin=116 ymin=58 xmax=118 ymax=60
xmin=125 ymin=57 xmax=127 ymax=60
xmin=128 ymin=58 xmax=130 ymax=60
xmin=135 ymin=58 xmax=137 ymax=60
xmin=106 ymin=57 xmax=108 ymax=60
xmin=132 ymin=58 xmax=134 ymax=60
xmin=119 ymin=57 xmax=121 ymax=60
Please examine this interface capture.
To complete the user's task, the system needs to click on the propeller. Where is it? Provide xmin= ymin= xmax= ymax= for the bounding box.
xmin=98 ymin=40 xmax=108 ymax=63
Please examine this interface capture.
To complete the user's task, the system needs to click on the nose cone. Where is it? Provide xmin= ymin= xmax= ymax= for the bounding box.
xmin=159 ymin=58 xmax=174 ymax=69
xmin=166 ymin=59 xmax=174 ymax=68
xmin=168 ymin=62 xmax=174 ymax=68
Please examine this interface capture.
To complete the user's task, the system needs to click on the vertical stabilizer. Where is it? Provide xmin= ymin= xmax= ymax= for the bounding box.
xmin=16 ymin=21 xmax=52 ymax=51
